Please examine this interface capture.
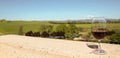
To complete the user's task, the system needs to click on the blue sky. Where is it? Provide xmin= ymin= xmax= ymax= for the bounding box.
xmin=0 ymin=0 xmax=120 ymax=21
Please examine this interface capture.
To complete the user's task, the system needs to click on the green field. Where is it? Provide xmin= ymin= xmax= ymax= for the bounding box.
xmin=0 ymin=21 xmax=120 ymax=34
xmin=0 ymin=21 xmax=51 ymax=34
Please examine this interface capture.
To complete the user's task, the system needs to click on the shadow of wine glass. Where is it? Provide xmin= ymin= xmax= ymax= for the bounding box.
xmin=86 ymin=43 xmax=107 ymax=55
xmin=86 ymin=43 xmax=98 ymax=54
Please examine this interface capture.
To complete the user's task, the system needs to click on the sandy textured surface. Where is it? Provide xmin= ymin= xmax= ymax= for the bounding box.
xmin=0 ymin=35 xmax=120 ymax=58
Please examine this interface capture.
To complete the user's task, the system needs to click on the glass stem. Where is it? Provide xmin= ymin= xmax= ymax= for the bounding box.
xmin=98 ymin=40 xmax=101 ymax=49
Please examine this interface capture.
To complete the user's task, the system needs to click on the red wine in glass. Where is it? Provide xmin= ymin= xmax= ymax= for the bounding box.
xmin=92 ymin=29 xmax=107 ymax=39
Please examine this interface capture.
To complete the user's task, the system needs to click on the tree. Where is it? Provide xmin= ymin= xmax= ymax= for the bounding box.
xmin=46 ymin=25 xmax=53 ymax=34
xmin=68 ymin=24 xmax=78 ymax=33
xmin=65 ymin=24 xmax=78 ymax=39
xmin=39 ymin=24 xmax=53 ymax=34
xmin=0 ymin=19 xmax=6 ymax=22
xmin=18 ymin=25 xmax=23 ymax=35
xmin=39 ymin=24 xmax=47 ymax=32
xmin=52 ymin=24 xmax=80 ymax=39
xmin=54 ymin=24 xmax=67 ymax=32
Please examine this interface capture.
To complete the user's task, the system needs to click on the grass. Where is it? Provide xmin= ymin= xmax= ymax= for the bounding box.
xmin=76 ymin=24 xmax=91 ymax=28
xmin=0 ymin=21 xmax=51 ymax=34
xmin=0 ymin=21 xmax=119 ymax=34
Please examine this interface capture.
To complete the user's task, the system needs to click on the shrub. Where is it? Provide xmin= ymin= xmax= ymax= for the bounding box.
xmin=41 ymin=31 xmax=49 ymax=37
xmin=33 ymin=32 xmax=40 ymax=37
xmin=25 ymin=31 xmax=33 ymax=36
xmin=110 ymin=30 xmax=120 ymax=44
xmin=50 ymin=31 xmax=65 ymax=39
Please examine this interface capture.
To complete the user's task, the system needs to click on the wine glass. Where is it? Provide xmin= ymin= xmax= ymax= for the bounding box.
xmin=91 ymin=17 xmax=107 ymax=55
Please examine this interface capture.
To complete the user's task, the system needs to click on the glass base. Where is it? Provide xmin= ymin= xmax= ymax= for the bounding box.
xmin=93 ymin=49 xmax=106 ymax=55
